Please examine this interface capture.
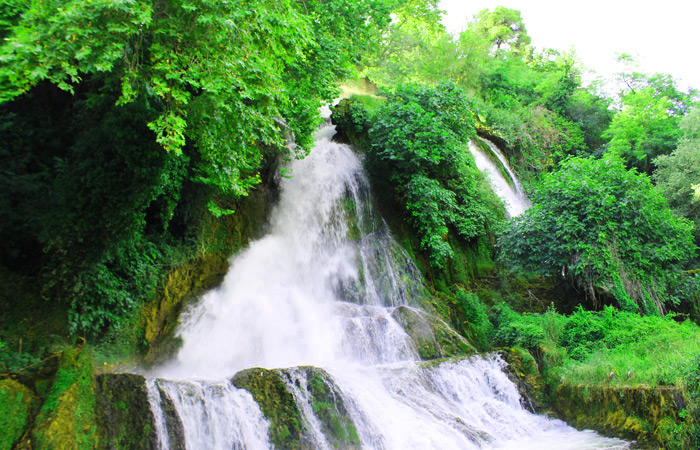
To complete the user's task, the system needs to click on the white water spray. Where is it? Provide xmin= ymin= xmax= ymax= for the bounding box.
xmin=146 ymin=113 xmax=627 ymax=449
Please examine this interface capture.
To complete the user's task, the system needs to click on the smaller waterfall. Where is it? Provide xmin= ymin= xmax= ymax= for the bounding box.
xmin=468 ymin=138 xmax=530 ymax=217
xmin=147 ymin=378 xmax=271 ymax=450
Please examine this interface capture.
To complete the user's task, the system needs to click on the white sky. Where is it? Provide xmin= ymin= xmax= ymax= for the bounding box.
xmin=439 ymin=0 xmax=700 ymax=92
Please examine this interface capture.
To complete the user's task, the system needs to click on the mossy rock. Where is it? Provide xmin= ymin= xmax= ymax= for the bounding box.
xmin=282 ymin=367 xmax=361 ymax=450
xmin=231 ymin=368 xmax=304 ymax=450
xmin=95 ymin=373 xmax=160 ymax=450
xmin=416 ymin=355 xmax=476 ymax=370
xmin=156 ymin=385 xmax=186 ymax=450
xmin=31 ymin=348 xmax=100 ymax=450
xmin=139 ymin=253 xmax=229 ymax=366
xmin=391 ymin=306 xmax=475 ymax=360
xmin=0 ymin=378 xmax=37 ymax=450
xmin=330 ymin=96 xmax=383 ymax=150
xmin=498 ymin=348 xmax=545 ymax=412
xmin=553 ymin=383 xmax=686 ymax=447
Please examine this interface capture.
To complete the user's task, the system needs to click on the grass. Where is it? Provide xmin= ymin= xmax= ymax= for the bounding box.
xmin=493 ymin=304 xmax=700 ymax=388
xmin=558 ymin=316 xmax=700 ymax=387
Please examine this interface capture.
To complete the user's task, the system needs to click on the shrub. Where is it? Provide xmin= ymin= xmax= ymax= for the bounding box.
xmin=366 ymin=82 xmax=502 ymax=267
xmin=454 ymin=291 xmax=492 ymax=351
xmin=498 ymin=153 xmax=696 ymax=314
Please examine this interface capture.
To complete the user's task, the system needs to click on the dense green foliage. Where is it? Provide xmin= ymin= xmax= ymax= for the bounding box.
xmin=452 ymin=291 xmax=492 ymax=351
xmin=363 ymin=83 xmax=502 ymax=267
xmin=654 ymin=109 xmax=700 ymax=244
xmin=0 ymin=0 xmax=391 ymax=163
xmin=604 ymin=59 xmax=698 ymax=175
xmin=362 ymin=8 xmax=612 ymax=184
xmin=0 ymin=0 xmax=393 ymax=336
xmin=498 ymin=154 xmax=696 ymax=314
xmin=1 ymin=5 xmax=699 ymax=447
xmin=493 ymin=304 xmax=700 ymax=447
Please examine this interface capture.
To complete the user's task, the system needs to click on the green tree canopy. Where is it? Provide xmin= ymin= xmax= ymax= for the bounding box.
xmin=498 ymin=154 xmax=696 ymax=314
xmin=0 ymin=0 xmax=394 ymax=335
xmin=654 ymin=108 xmax=700 ymax=243
xmin=0 ymin=0 xmax=392 ymax=196
xmin=604 ymin=58 xmax=698 ymax=174
xmin=472 ymin=6 xmax=531 ymax=54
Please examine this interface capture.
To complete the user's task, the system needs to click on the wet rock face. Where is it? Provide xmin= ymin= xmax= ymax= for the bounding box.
xmin=140 ymin=254 xmax=229 ymax=367
xmin=156 ymin=385 xmax=186 ymax=450
xmin=553 ymin=383 xmax=687 ymax=447
xmin=280 ymin=367 xmax=361 ymax=450
xmin=231 ymin=366 xmax=362 ymax=450
xmin=498 ymin=348 xmax=545 ymax=413
xmin=95 ymin=373 xmax=159 ymax=450
xmin=391 ymin=305 xmax=475 ymax=360
xmin=231 ymin=368 xmax=304 ymax=450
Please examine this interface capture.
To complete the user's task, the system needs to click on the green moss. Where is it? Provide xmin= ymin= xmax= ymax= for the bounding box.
xmin=553 ymin=383 xmax=686 ymax=448
xmin=31 ymin=348 xmax=100 ymax=450
xmin=0 ymin=379 xmax=37 ymax=450
xmin=301 ymin=367 xmax=360 ymax=448
xmin=136 ymin=252 xmax=230 ymax=367
xmin=391 ymin=306 xmax=475 ymax=360
xmin=417 ymin=355 xmax=471 ymax=370
xmin=95 ymin=373 xmax=158 ymax=450
xmin=499 ymin=347 xmax=546 ymax=411
xmin=430 ymin=235 xmax=496 ymax=292
xmin=231 ymin=368 xmax=303 ymax=450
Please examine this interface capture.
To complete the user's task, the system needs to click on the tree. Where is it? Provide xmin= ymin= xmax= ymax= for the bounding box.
xmin=604 ymin=86 xmax=683 ymax=174
xmin=0 ymin=0 xmax=394 ymax=335
xmin=472 ymin=6 xmax=531 ymax=54
xmin=654 ymin=108 xmax=700 ymax=243
xmin=498 ymin=154 xmax=696 ymax=314
xmin=564 ymin=85 xmax=613 ymax=153
xmin=604 ymin=59 xmax=698 ymax=174
xmin=0 ymin=0 xmax=393 ymax=196
xmin=361 ymin=0 xmax=451 ymax=86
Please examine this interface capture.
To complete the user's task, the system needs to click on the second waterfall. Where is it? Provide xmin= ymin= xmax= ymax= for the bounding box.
xmin=145 ymin=112 xmax=628 ymax=450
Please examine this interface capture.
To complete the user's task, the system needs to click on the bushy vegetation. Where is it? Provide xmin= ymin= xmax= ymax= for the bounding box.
xmin=605 ymin=58 xmax=698 ymax=175
xmin=1 ymin=3 xmax=699 ymax=446
xmin=498 ymin=154 xmax=696 ymax=314
xmin=452 ymin=291 xmax=492 ymax=351
xmin=344 ymin=83 xmax=503 ymax=268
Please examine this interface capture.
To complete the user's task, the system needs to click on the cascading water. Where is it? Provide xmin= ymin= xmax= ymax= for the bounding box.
xmin=145 ymin=111 xmax=628 ymax=449
xmin=468 ymin=137 xmax=530 ymax=218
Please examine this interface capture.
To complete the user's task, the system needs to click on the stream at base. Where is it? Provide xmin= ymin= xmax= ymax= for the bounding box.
xmin=144 ymin=113 xmax=628 ymax=449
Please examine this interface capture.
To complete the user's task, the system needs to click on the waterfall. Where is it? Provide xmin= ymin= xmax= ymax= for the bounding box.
xmin=145 ymin=113 xmax=628 ymax=449
xmin=468 ymin=137 xmax=530 ymax=218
